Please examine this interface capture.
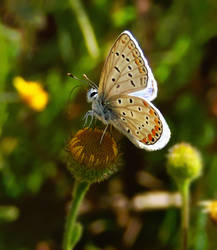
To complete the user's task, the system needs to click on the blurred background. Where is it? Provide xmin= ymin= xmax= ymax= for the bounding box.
xmin=0 ymin=0 xmax=217 ymax=249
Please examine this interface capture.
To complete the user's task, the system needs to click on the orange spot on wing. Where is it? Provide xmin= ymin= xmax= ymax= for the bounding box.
xmin=143 ymin=101 xmax=148 ymax=107
xmin=133 ymin=51 xmax=139 ymax=58
xmin=155 ymin=126 xmax=159 ymax=131
xmin=148 ymin=134 xmax=153 ymax=141
xmin=139 ymin=67 xmax=144 ymax=73
xmin=154 ymin=118 xmax=159 ymax=124
xmin=135 ymin=58 xmax=139 ymax=64
xmin=149 ymin=109 xmax=154 ymax=116
xmin=152 ymin=129 xmax=156 ymax=136
xmin=140 ymin=137 xmax=147 ymax=144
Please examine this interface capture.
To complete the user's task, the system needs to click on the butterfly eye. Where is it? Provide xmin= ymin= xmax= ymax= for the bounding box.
xmin=87 ymin=88 xmax=98 ymax=102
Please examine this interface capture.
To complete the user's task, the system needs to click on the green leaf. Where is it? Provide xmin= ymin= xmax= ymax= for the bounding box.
xmin=70 ymin=222 xmax=83 ymax=248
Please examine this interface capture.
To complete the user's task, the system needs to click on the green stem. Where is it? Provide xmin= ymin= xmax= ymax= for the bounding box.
xmin=179 ymin=180 xmax=190 ymax=250
xmin=70 ymin=0 xmax=99 ymax=59
xmin=63 ymin=181 xmax=90 ymax=250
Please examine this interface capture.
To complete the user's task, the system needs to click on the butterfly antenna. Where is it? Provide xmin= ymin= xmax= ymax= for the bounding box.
xmin=67 ymin=73 xmax=97 ymax=89
xmin=66 ymin=73 xmax=87 ymax=104
xmin=83 ymin=74 xmax=98 ymax=89
xmin=67 ymin=73 xmax=86 ymax=85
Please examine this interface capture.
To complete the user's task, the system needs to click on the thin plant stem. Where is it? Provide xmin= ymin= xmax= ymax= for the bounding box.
xmin=180 ymin=180 xmax=190 ymax=250
xmin=63 ymin=181 xmax=90 ymax=250
xmin=69 ymin=0 xmax=99 ymax=59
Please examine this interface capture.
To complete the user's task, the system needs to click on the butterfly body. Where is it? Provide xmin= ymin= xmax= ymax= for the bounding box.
xmin=86 ymin=31 xmax=170 ymax=151
xmin=89 ymin=90 xmax=116 ymax=124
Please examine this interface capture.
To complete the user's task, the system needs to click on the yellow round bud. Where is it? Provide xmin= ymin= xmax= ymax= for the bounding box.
xmin=167 ymin=143 xmax=202 ymax=184
xmin=66 ymin=127 xmax=121 ymax=183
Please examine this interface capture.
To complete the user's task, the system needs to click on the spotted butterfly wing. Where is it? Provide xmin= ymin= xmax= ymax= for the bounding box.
xmin=98 ymin=31 xmax=157 ymax=101
xmin=92 ymin=30 xmax=170 ymax=150
xmin=109 ymin=95 xmax=170 ymax=151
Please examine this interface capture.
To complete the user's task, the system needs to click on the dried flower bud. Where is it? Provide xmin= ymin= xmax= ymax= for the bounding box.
xmin=167 ymin=143 xmax=202 ymax=185
xmin=66 ymin=127 xmax=121 ymax=183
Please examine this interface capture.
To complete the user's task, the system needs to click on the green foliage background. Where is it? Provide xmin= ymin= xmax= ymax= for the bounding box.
xmin=0 ymin=0 xmax=217 ymax=249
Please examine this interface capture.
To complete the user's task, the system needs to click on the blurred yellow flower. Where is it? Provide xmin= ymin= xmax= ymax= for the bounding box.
xmin=13 ymin=76 xmax=49 ymax=111
xmin=200 ymin=200 xmax=217 ymax=224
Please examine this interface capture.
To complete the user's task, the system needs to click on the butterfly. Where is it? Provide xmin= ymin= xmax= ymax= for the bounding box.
xmin=86 ymin=30 xmax=170 ymax=151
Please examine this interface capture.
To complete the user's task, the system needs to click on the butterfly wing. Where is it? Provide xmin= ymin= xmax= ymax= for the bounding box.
xmin=109 ymin=95 xmax=170 ymax=151
xmin=98 ymin=30 xmax=157 ymax=101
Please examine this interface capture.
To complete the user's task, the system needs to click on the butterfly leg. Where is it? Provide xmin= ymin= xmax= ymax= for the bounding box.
xmin=83 ymin=110 xmax=94 ymax=128
xmin=100 ymin=123 xmax=109 ymax=144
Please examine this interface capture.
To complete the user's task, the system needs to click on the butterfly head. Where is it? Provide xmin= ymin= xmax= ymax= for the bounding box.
xmin=87 ymin=88 xmax=98 ymax=103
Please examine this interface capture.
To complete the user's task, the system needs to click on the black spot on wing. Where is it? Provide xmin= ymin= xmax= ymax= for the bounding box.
xmin=114 ymin=66 xmax=120 ymax=73
xmin=131 ymin=80 xmax=135 ymax=87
